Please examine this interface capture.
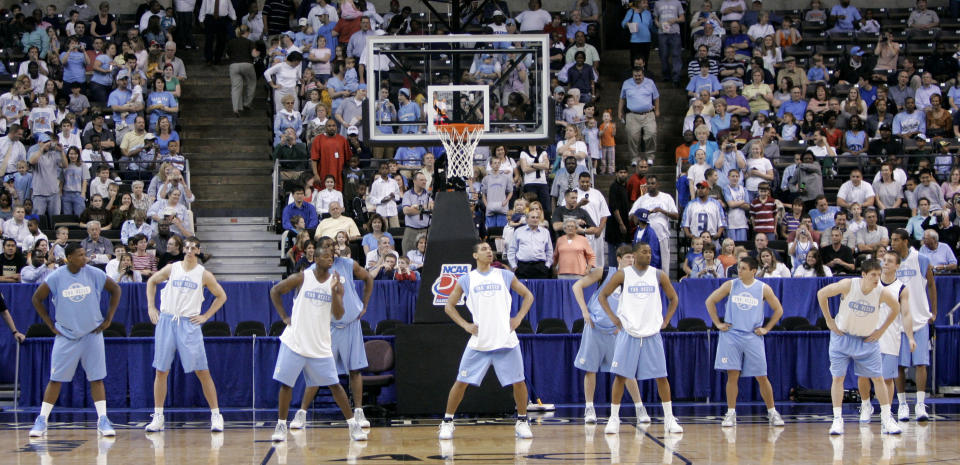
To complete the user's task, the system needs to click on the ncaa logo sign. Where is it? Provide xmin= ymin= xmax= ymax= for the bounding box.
xmin=432 ymin=264 xmax=471 ymax=306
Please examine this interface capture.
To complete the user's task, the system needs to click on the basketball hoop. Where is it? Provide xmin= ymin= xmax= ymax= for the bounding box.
xmin=436 ymin=123 xmax=484 ymax=183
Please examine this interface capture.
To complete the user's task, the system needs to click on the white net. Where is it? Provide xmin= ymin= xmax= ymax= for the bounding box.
xmin=436 ymin=125 xmax=485 ymax=181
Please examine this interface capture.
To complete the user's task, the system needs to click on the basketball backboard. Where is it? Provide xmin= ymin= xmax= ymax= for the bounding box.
xmin=364 ymin=34 xmax=552 ymax=146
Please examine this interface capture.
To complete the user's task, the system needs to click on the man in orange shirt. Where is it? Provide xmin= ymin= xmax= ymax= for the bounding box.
xmin=626 ymin=159 xmax=648 ymax=202
xmin=675 ymin=129 xmax=693 ymax=165
xmin=311 ymin=119 xmax=352 ymax=191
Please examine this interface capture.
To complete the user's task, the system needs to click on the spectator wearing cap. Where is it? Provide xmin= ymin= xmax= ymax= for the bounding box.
xmin=682 ymin=180 xmax=726 ymax=240
xmin=198 ymin=0 xmax=236 ymax=64
xmin=632 ymin=207 xmax=662 ymax=269
xmin=837 ymin=50 xmax=871 ymax=89
xmin=618 ymin=66 xmax=659 ymax=163
xmin=868 ymin=123 xmax=903 ymax=157
xmin=396 ymin=88 xmax=421 ymax=134
xmin=653 ymin=0 xmax=684 ymax=85
xmin=264 ymin=51 xmax=303 ymax=113
xmin=29 ymin=132 xmax=67 ymax=216
xmin=346 ymin=125 xmax=372 ymax=160
xmin=335 ymin=84 xmax=366 ymax=140
xmin=108 ymin=71 xmax=143 ymax=142
xmin=775 ymin=56 xmax=808 ymax=97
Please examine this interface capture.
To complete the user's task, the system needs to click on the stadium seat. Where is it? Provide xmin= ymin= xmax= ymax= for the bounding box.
xmin=361 ymin=340 xmax=395 ymax=413
xmin=130 ymin=322 xmax=156 ymax=337
xmin=25 ymin=323 xmax=55 ymax=337
xmin=515 ymin=319 xmax=533 ymax=334
xmin=782 ymin=316 xmax=812 ymax=331
xmin=678 ymin=318 xmax=708 ymax=332
xmin=360 ymin=319 xmax=373 ymax=336
xmin=51 ymin=215 xmax=81 ymax=227
xmin=816 ymin=317 xmax=829 ymax=330
xmin=376 ymin=319 xmax=404 ymax=335
xmin=536 ymin=318 xmax=568 ymax=334
xmin=269 ymin=320 xmax=287 ymax=336
xmin=201 ymin=321 xmax=231 ymax=337
xmin=794 ymin=324 xmax=820 ymax=331
xmin=571 ymin=318 xmax=585 ymax=333
xmin=235 ymin=321 xmax=266 ymax=337
xmin=104 ymin=321 xmax=126 ymax=337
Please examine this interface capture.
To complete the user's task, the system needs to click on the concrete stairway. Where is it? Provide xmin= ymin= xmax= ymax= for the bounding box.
xmin=178 ymin=53 xmax=274 ymax=218
xmin=197 ymin=216 xmax=282 ymax=281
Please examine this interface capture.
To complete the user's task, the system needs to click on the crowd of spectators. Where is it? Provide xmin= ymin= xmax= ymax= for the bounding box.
xmin=0 ymin=0 xmax=196 ymax=283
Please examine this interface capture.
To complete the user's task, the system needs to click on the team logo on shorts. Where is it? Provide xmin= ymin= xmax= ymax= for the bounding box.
xmin=62 ymin=283 xmax=92 ymax=303
xmin=849 ymin=300 xmax=876 ymax=317
xmin=731 ymin=292 xmax=759 ymax=310
xmin=460 ymin=370 xmax=468 ymax=377
xmin=721 ymin=357 xmax=729 ymax=363
xmin=432 ymin=264 xmax=470 ymax=306
xmin=611 ymin=361 xmax=619 ymax=368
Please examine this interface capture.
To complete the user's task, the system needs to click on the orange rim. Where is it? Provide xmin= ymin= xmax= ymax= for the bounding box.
xmin=435 ymin=123 xmax=484 ymax=135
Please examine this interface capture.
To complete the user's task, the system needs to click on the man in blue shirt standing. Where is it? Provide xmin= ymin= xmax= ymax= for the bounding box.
xmin=29 ymin=243 xmax=122 ymax=438
xmin=828 ymin=0 xmax=861 ymax=35
xmin=618 ymin=67 xmax=660 ymax=165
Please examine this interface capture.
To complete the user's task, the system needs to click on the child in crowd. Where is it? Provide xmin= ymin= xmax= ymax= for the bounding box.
xmin=584 ymin=116 xmax=600 ymax=175
xmin=394 ymin=256 xmax=419 ymax=281
xmin=67 ymin=83 xmax=90 ymax=119
xmin=750 ymin=113 xmax=770 ymax=138
xmin=343 ymin=56 xmax=359 ymax=93
xmin=599 ymin=109 xmax=616 ymax=175
xmin=806 ymin=54 xmax=828 ymax=85
xmin=779 ymin=112 xmax=799 ymax=141
xmin=846 ymin=202 xmax=865 ymax=235
xmin=13 ymin=161 xmax=32 ymax=204
xmin=52 ymin=227 xmax=69 ymax=264
xmin=682 ymin=236 xmax=704 ymax=278
xmin=691 ymin=242 xmax=724 ymax=278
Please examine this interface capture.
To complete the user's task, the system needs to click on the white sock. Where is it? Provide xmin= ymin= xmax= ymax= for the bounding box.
xmin=767 ymin=408 xmax=777 ymax=415
xmin=610 ymin=403 xmax=620 ymax=419
xmin=897 ymin=392 xmax=906 ymax=403
xmin=861 ymin=400 xmax=871 ymax=409
xmin=95 ymin=400 xmax=107 ymax=418
xmin=726 ymin=408 xmax=736 ymax=416
xmin=211 ymin=408 xmax=220 ymax=416
xmin=154 ymin=407 xmax=163 ymax=415
xmin=917 ymin=391 xmax=925 ymax=404
xmin=278 ymin=419 xmax=287 ymax=426
xmin=833 ymin=407 xmax=842 ymax=419
xmin=880 ymin=404 xmax=891 ymax=418
xmin=585 ymin=402 xmax=594 ymax=409
xmin=634 ymin=402 xmax=644 ymax=413
xmin=40 ymin=402 xmax=53 ymax=418
xmin=662 ymin=401 xmax=674 ymax=420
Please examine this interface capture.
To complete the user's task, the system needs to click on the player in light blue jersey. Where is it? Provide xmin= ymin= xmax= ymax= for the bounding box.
xmin=29 ymin=243 xmax=122 ymax=438
xmin=572 ymin=245 xmax=645 ymax=425
xmin=288 ymin=236 xmax=375 ymax=430
xmin=705 ymin=255 xmax=785 ymax=428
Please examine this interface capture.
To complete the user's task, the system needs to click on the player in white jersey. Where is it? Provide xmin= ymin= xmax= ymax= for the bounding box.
xmin=289 ymin=236 xmax=374 ymax=430
xmin=438 ymin=242 xmax=535 ymax=440
xmin=598 ymin=242 xmax=683 ymax=435
xmin=705 ymin=255 xmax=785 ymax=428
xmin=817 ymin=259 xmax=902 ymax=435
xmin=856 ymin=249 xmax=916 ymax=423
xmin=144 ymin=236 xmax=228 ymax=433
xmin=572 ymin=245 xmax=645 ymax=425
xmin=268 ymin=248 xmax=367 ymax=442
xmin=890 ymin=229 xmax=937 ymax=421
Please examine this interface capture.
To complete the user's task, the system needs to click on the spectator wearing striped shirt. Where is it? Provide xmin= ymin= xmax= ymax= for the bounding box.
xmin=749 ymin=182 xmax=777 ymax=241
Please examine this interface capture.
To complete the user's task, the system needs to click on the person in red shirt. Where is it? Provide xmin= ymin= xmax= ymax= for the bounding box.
xmin=311 ymin=119 xmax=352 ymax=191
xmin=332 ymin=15 xmax=361 ymax=45
xmin=626 ymin=158 xmax=648 ymax=202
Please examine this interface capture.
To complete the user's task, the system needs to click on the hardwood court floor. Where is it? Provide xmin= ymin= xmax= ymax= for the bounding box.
xmin=2 ymin=414 xmax=959 ymax=464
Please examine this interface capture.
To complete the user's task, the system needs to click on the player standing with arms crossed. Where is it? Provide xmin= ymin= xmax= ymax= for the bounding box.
xmin=890 ymin=229 xmax=936 ymax=422
xmin=438 ymin=242 xmax=535 ymax=440
xmin=817 ymin=258 xmax=902 ymax=435
xmin=598 ymin=242 xmax=683 ymax=435
xmin=289 ymin=236 xmax=374 ymax=430
xmin=705 ymin=255 xmax=786 ymax=428
xmin=856 ymin=249 xmax=916 ymax=423
xmin=29 ymin=243 xmax=122 ymax=437
xmin=572 ymin=245 xmax=646 ymax=425
xmin=145 ymin=236 xmax=228 ymax=433
xmin=268 ymin=247 xmax=368 ymax=442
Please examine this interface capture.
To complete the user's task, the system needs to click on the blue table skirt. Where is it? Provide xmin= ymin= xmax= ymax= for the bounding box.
xmin=4 ymin=277 xmax=958 ymax=385
xmin=16 ymin=331 xmax=891 ymax=408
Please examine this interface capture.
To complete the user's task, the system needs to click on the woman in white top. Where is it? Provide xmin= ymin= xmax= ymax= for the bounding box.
xmin=758 ymin=35 xmax=781 ymax=75
xmin=744 ymin=143 xmax=773 ymax=200
xmin=841 ymin=87 xmax=868 ymax=122
xmin=756 ymin=248 xmax=791 ymax=278
xmin=485 ymin=145 xmax=519 ymax=181
xmin=263 ymin=52 xmax=303 ymax=113
xmin=792 ymin=248 xmax=832 ymax=277
xmin=406 ymin=233 xmax=426 ymax=270
xmin=556 ymin=125 xmax=589 ymax=171
xmin=688 ymin=148 xmax=710 ymax=198
xmin=809 ymin=128 xmax=837 ymax=174
xmin=872 ymin=163 xmax=904 ymax=210
xmin=309 ymin=35 xmax=332 ymax=80
xmin=747 ymin=13 xmax=775 ymax=43
xmin=788 ymin=223 xmax=818 ymax=272
xmin=312 ymin=175 xmax=344 ymax=216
